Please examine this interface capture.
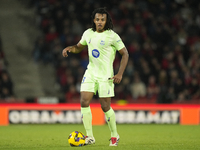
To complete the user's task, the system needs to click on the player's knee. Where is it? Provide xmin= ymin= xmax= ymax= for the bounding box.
xmin=80 ymin=92 xmax=93 ymax=107
xmin=80 ymin=98 xmax=90 ymax=107
xmin=80 ymin=99 xmax=89 ymax=107
xmin=101 ymin=104 xmax=110 ymax=112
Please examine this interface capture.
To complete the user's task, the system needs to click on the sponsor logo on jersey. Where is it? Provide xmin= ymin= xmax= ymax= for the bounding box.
xmin=100 ymin=40 xmax=105 ymax=45
xmin=92 ymin=49 xmax=100 ymax=58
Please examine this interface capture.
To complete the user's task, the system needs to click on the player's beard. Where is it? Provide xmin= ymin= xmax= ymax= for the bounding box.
xmin=97 ymin=25 xmax=104 ymax=32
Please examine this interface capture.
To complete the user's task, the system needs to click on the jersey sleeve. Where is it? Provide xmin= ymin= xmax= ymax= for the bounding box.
xmin=79 ymin=30 xmax=88 ymax=45
xmin=112 ymin=33 xmax=125 ymax=51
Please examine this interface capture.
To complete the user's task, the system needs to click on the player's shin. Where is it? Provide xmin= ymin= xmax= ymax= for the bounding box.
xmin=81 ymin=106 xmax=93 ymax=137
xmin=104 ymin=107 xmax=118 ymax=137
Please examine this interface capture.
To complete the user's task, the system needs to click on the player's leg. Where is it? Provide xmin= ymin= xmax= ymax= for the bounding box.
xmin=98 ymin=80 xmax=119 ymax=146
xmin=80 ymin=91 xmax=94 ymax=137
xmin=99 ymin=97 xmax=119 ymax=146
xmin=99 ymin=97 xmax=118 ymax=137
xmin=80 ymin=92 xmax=96 ymax=145
xmin=80 ymin=91 xmax=94 ymax=107
xmin=80 ymin=76 xmax=97 ymax=145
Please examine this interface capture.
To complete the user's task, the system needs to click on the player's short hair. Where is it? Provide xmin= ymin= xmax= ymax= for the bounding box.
xmin=91 ymin=7 xmax=113 ymax=31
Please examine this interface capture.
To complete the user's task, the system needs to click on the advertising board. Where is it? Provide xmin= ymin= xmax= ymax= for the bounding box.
xmin=0 ymin=103 xmax=199 ymax=125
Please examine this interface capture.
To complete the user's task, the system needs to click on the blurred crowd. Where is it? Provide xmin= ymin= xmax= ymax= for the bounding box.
xmin=0 ymin=36 xmax=14 ymax=100
xmin=31 ymin=0 xmax=200 ymax=103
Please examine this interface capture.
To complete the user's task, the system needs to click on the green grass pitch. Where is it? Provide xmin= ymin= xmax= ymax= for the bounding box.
xmin=0 ymin=124 xmax=200 ymax=150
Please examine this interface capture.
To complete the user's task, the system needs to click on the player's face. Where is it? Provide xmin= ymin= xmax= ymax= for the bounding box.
xmin=93 ymin=13 xmax=107 ymax=33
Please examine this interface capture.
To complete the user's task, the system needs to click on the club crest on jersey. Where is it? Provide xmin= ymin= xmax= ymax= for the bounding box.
xmin=92 ymin=49 xmax=100 ymax=58
xmin=100 ymin=40 xmax=105 ymax=45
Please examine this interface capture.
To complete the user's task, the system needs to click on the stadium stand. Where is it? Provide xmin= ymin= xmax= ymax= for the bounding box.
xmin=0 ymin=36 xmax=14 ymax=101
xmin=30 ymin=0 xmax=200 ymax=103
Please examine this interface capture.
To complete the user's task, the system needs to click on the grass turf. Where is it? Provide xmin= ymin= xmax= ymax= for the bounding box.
xmin=0 ymin=124 xmax=200 ymax=150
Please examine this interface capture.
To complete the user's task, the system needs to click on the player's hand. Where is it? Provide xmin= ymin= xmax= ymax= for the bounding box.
xmin=62 ymin=46 xmax=72 ymax=57
xmin=110 ymin=74 xmax=122 ymax=84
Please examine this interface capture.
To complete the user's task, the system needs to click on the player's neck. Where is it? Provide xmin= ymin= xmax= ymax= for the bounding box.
xmin=96 ymin=29 xmax=105 ymax=33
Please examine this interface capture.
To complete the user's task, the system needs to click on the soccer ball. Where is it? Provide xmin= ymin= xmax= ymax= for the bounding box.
xmin=68 ymin=131 xmax=85 ymax=147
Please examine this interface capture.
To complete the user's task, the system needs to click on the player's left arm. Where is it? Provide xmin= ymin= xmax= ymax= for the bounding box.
xmin=112 ymin=47 xmax=129 ymax=84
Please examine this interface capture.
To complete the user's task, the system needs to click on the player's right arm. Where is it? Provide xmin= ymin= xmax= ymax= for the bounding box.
xmin=62 ymin=43 xmax=86 ymax=57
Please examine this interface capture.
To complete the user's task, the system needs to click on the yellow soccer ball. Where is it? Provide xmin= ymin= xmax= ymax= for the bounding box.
xmin=68 ymin=131 xmax=85 ymax=147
